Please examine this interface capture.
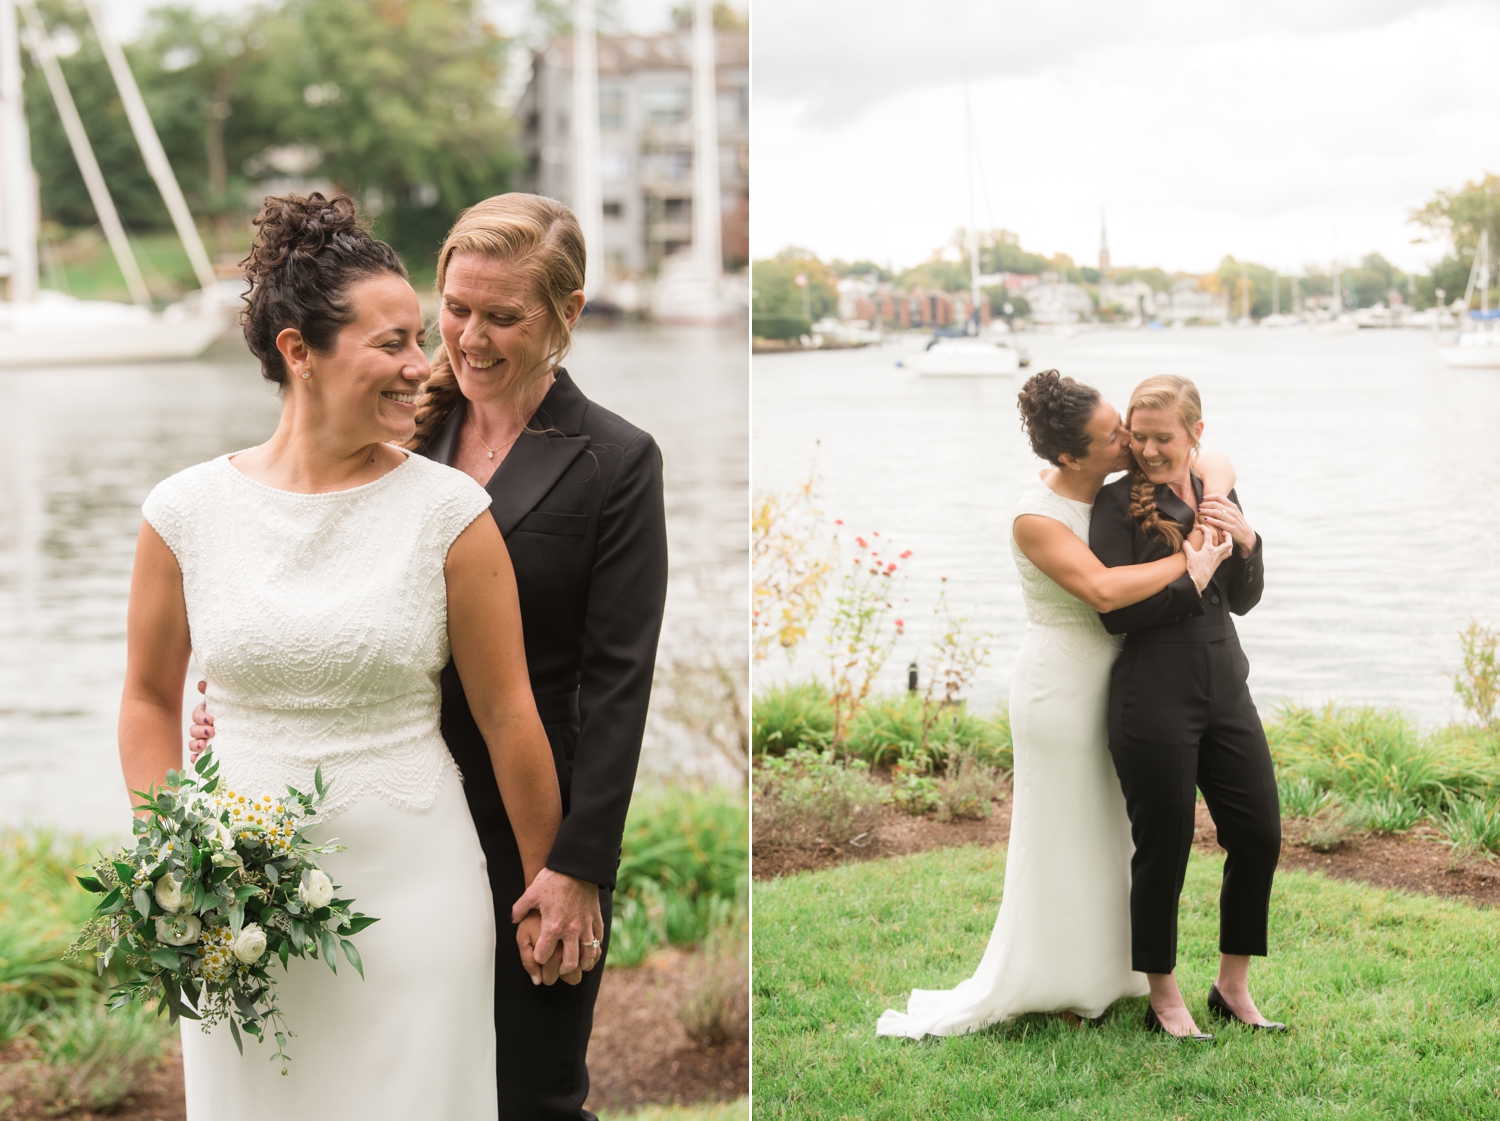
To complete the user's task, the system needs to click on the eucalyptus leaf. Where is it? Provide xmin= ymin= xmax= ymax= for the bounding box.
xmin=340 ymin=938 xmax=364 ymax=979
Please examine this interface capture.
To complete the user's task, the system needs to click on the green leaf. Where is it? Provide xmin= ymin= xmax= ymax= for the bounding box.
xmin=313 ymin=765 xmax=326 ymax=798
xmin=75 ymin=874 xmax=105 ymax=893
xmin=132 ymin=886 xmax=153 ymax=919
xmin=229 ymin=1017 xmax=243 ymax=1054
xmin=340 ymin=938 xmax=365 ymax=979
xmin=113 ymin=861 xmax=135 ymax=885
xmin=229 ymin=904 xmax=244 ymax=939
xmin=149 ymin=948 xmax=181 ymax=971
xmin=340 ymin=913 xmax=379 ymax=935
xmin=234 ymin=884 xmax=261 ymax=902
xmin=318 ymin=927 xmax=338 ymax=972
xmin=98 ymin=887 xmax=124 ymax=915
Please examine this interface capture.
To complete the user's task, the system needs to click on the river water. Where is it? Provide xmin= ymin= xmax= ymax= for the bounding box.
xmin=0 ymin=322 xmax=747 ymax=836
xmin=752 ymin=326 xmax=1500 ymax=728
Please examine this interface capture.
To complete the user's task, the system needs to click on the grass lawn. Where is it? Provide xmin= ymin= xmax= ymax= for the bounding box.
xmin=753 ymin=846 xmax=1500 ymax=1120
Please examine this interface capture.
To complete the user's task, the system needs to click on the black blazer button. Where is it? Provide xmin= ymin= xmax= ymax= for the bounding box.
xmin=1210 ymin=594 xmax=1221 ymax=605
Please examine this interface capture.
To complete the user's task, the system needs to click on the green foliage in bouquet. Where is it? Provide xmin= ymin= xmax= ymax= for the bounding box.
xmin=66 ymin=752 xmax=377 ymax=1073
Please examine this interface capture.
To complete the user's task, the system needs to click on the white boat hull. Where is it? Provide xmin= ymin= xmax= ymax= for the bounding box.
xmin=913 ymin=340 xmax=1021 ymax=376
xmin=1440 ymin=345 xmax=1500 ymax=368
xmin=0 ymin=293 xmax=230 ymax=368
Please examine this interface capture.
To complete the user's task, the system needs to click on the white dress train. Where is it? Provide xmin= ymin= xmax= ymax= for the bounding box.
xmin=143 ymin=451 xmax=499 ymax=1119
xmin=877 ymin=480 xmax=1146 ymax=1038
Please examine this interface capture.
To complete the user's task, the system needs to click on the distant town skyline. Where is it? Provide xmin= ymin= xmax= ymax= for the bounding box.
xmin=753 ymin=0 xmax=1500 ymax=276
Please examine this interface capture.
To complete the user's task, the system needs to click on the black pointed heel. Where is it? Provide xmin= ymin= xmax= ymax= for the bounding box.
xmin=1206 ymin=985 xmax=1287 ymax=1032
xmin=1144 ymin=1004 xmax=1214 ymax=1041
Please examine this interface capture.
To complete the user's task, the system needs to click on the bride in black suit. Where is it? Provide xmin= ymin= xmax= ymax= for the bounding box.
xmin=195 ymin=194 xmax=668 ymax=1118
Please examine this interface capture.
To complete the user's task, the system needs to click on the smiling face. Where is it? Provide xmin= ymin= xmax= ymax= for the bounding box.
xmin=1128 ymin=405 xmax=1204 ymax=485
xmin=1061 ymin=400 xmax=1133 ymax=476
xmin=297 ymin=272 xmax=430 ymax=445
xmin=438 ymin=252 xmax=582 ymax=406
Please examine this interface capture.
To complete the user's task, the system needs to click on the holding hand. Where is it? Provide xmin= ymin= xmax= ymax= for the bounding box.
xmin=189 ymin=680 xmax=213 ymax=762
xmin=511 ymin=868 xmax=604 ymax=986
xmin=517 ymin=911 xmax=583 ymax=986
xmin=1183 ymin=524 xmax=1233 ymax=594
xmin=1198 ymin=494 xmax=1257 ymax=558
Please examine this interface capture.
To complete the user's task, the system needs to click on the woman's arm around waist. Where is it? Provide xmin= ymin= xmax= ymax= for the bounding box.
xmin=119 ymin=524 xmax=192 ymax=806
xmin=1016 ymin=514 xmax=1193 ymax=613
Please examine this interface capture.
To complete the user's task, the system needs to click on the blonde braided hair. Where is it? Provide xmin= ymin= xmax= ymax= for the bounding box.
xmin=1125 ymin=375 xmax=1203 ymax=552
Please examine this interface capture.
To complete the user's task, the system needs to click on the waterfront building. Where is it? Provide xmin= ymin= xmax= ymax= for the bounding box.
xmin=1028 ymin=281 xmax=1094 ymax=324
xmin=516 ymin=28 xmax=749 ymax=282
xmin=1098 ymin=277 xmax=1159 ymax=319
xmin=1166 ymin=278 xmax=1230 ymax=324
xmin=977 ymin=272 xmax=1040 ymax=291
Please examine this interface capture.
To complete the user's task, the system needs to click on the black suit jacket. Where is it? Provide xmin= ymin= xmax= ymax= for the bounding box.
xmin=421 ymin=369 xmax=668 ymax=890
xmin=1089 ymin=474 xmax=1263 ymax=641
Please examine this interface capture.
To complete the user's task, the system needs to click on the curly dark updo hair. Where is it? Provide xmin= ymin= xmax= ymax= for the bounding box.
xmin=1016 ymin=369 xmax=1101 ymax=466
xmin=240 ymin=193 xmax=408 ymax=385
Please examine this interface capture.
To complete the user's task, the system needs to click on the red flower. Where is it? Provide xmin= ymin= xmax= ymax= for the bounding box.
xmin=835 ymin=519 xmax=844 ymax=526
xmin=886 ymin=563 xmax=897 ymax=574
xmin=895 ymin=618 xmax=905 ymax=627
xmin=856 ymin=536 xmax=869 ymax=549
xmin=900 ymin=550 xmax=913 ymax=559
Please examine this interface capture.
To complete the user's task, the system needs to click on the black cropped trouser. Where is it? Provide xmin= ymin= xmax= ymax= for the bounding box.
xmin=1107 ymin=637 xmax=1281 ymax=976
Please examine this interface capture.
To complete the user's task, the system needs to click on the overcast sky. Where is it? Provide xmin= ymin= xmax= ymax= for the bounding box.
xmin=753 ymin=0 xmax=1500 ymax=275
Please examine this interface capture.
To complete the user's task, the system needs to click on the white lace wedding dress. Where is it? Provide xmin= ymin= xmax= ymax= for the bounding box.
xmin=143 ymin=450 xmax=499 ymax=1119
xmin=877 ymin=479 xmax=1147 ymax=1038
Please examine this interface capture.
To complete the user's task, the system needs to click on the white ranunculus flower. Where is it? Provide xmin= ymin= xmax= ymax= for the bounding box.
xmin=154 ymin=913 xmax=201 ymax=946
xmin=211 ymin=820 xmax=234 ymax=850
xmin=298 ymin=869 xmax=333 ymax=910
xmin=232 ymin=923 xmax=267 ymax=964
xmin=153 ymin=873 xmax=185 ymax=913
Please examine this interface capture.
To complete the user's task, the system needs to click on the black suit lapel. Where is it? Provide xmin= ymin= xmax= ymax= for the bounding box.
xmin=485 ymin=430 xmax=590 ymax=536
xmin=420 ymin=370 xmax=592 ymax=536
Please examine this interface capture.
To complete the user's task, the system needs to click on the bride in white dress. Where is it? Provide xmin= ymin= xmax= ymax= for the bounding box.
xmin=878 ymin=370 xmax=1233 ymax=1038
xmin=118 ymin=194 xmax=563 ymax=1118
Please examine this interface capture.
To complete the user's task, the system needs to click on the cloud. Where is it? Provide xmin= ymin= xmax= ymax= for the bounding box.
xmin=755 ymin=0 xmax=1444 ymax=127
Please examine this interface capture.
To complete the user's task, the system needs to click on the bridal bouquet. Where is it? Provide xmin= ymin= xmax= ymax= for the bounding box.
xmin=69 ymin=751 xmax=377 ymax=1072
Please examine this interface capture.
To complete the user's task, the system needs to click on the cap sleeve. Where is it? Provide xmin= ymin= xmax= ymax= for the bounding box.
xmin=430 ymin=471 xmax=494 ymax=558
xmin=141 ymin=475 xmax=193 ymax=567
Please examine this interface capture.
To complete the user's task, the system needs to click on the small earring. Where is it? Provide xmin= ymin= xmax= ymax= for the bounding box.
xmin=301 ymin=372 xmax=310 ymax=379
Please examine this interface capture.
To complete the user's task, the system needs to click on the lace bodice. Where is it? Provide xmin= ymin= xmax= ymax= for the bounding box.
xmin=143 ymin=452 xmax=492 ymax=819
xmin=1010 ymin=480 xmax=1122 ymax=659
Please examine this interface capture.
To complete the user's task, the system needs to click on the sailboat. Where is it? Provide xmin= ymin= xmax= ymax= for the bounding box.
xmin=1439 ymin=229 xmax=1500 ymax=369
xmin=913 ymin=80 xmax=1018 ymax=377
xmin=0 ymin=0 xmax=230 ymax=368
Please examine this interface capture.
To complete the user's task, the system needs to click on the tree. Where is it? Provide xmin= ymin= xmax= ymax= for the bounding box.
xmin=1410 ymin=173 xmax=1500 ymax=309
xmin=237 ymin=0 xmax=520 ymax=262
xmin=752 ymin=251 xmax=834 ymax=321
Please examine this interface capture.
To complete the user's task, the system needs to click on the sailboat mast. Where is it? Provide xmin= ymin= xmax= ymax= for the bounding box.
xmin=690 ymin=0 xmax=722 ymax=295
xmin=572 ymin=0 xmax=603 ymax=300
xmin=962 ymin=78 xmax=979 ymax=325
xmin=83 ymin=0 xmax=216 ymax=294
xmin=18 ymin=0 xmax=149 ymax=305
xmin=0 ymin=0 xmax=36 ymax=301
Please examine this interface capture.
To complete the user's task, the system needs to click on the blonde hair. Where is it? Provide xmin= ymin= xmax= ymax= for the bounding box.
xmin=1124 ymin=375 xmax=1203 ymax=551
xmin=410 ymin=194 xmax=587 ymax=450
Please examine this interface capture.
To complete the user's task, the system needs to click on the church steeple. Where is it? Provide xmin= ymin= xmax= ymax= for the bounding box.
xmin=1099 ymin=208 xmax=1111 ymax=275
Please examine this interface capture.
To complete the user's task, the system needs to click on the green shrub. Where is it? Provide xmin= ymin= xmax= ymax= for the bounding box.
xmin=935 ymin=752 xmax=1007 ymax=823
xmin=1438 ymin=796 xmax=1500 ymax=863
xmin=845 ymin=694 xmax=1012 ymax=773
xmin=752 ymin=680 xmax=834 ymax=757
xmin=753 ymin=749 xmax=884 ymax=848
xmin=30 ymin=999 xmax=167 ymax=1115
xmin=677 ymin=890 xmax=748 ymax=1047
xmin=1277 ymin=776 xmax=1336 ymax=820
xmin=1348 ymin=791 xmax=1426 ymax=835
xmin=612 ymin=788 xmax=748 ymax=968
xmin=888 ymin=764 xmax=940 ymax=816
xmin=1266 ymin=703 xmax=1500 ymax=810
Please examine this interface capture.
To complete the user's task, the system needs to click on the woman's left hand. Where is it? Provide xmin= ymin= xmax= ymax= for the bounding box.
xmin=1198 ymin=495 xmax=1257 ymax=557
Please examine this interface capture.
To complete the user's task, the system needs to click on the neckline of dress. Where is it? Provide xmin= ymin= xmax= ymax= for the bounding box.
xmin=1032 ymin=477 xmax=1093 ymax=509
xmin=219 ymin=446 xmax=415 ymax=499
